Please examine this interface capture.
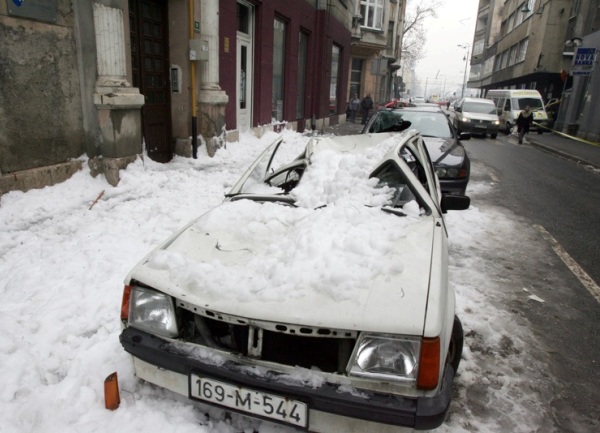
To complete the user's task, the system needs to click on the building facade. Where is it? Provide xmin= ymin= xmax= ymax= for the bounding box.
xmin=468 ymin=0 xmax=600 ymax=140
xmin=1 ymin=0 xmax=406 ymax=195
xmin=349 ymin=0 xmax=406 ymax=106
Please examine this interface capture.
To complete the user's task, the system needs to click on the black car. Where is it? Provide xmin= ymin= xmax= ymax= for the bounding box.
xmin=362 ymin=107 xmax=471 ymax=195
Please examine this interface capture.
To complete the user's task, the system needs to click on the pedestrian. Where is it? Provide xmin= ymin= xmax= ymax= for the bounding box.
xmin=361 ymin=93 xmax=373 ymax=124
xmin=516 ymin=105 xmax=533 ymax=144
xmin=349 ymin=93 xmax=361 ymax=123
xmin=446 ymin=101 xmax=450 ymax=110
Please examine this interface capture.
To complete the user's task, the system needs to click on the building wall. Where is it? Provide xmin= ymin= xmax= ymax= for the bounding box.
xmin=0 ymin=0 xmax=84 ymax=175
xmin=219 ymin=0 xmax=352 ymax=132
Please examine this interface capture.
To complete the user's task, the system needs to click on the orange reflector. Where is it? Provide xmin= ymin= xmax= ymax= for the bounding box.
xmin=121 ymin=285 xmax=133 ymax=321
xmin=417 ymin=337 xmax=441 ymax=390
xmin=104 ymin=372 xmax=121 ymax=410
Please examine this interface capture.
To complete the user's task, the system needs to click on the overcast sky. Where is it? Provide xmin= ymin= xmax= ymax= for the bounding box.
xmin=414 ymin=0 xmax=479 ymax=96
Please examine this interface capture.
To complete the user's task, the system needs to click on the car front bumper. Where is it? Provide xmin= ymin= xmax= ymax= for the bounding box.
xmin=120 ymin=327 xmax=454 ymax=432
xmin=457 ymin=121 xmax=499 ymax=135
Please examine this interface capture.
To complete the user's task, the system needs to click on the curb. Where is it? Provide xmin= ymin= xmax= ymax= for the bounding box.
xmin=527 ymin=139 xmax=600 ymax=170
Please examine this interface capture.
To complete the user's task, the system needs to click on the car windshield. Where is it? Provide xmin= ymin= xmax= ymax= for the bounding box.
xmin=514 ymin=97 xmax=544 ymax=110
xmin=462 ymin=101 xmax=496 ymax=114
xmin=230 ymin=135 xmax=428 ymax=216
xmin=368 ymin=110 xmax=453 ymax=138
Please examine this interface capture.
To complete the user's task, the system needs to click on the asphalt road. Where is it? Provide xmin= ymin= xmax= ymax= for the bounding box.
xmin=462 ymin=132 xmax=600 ymax=432
xmin=463 ymin=132 xmax=600 ymax=287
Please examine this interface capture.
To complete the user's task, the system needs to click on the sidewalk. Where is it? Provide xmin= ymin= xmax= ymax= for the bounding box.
xmin=525 ymin=131 xmax=600 ymax=170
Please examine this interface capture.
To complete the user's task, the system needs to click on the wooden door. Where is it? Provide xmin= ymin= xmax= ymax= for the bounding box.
xmin=129 ymin=0 xmax=173 ymax=162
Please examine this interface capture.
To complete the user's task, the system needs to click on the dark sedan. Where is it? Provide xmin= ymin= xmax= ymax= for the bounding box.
xmin=362 ymin=107 xmax=471 ymax=195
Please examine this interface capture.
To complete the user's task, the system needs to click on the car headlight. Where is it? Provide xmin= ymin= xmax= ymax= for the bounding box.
xmin=460 ymin=116 xmax=470 ymax=122
xmin=347 ymin=333 xmax=420 ymax=383
xmin=128 ymin=285 xmax=179 ymax=338
xmin=493 ymin=120 xmax=500 ymax=125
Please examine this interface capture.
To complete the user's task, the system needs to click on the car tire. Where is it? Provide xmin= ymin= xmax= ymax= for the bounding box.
xmin=491 ymin=133 xmax=498 ymax=139
xmin=448 ymin=316 xmax=464 ymax=372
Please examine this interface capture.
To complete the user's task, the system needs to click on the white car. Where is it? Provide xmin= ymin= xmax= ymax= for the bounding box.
xmin=120 ymin=131 xmax=469 ymax=432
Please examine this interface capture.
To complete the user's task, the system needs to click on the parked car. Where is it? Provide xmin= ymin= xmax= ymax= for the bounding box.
xmin=452 ymin=97 xmax=500 ymax=138
xmin=120 ymin=131 xmax=468 ymax=432
xmin=362 ymin=107 xmax=471 ymax=195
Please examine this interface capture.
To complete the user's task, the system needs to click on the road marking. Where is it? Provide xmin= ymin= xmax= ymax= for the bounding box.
xmin=534 ymin=224 xmax=600 ymax=303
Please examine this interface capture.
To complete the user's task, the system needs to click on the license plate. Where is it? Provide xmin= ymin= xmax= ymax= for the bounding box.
xmin=190 ymin=374 xmax=308 ymax=428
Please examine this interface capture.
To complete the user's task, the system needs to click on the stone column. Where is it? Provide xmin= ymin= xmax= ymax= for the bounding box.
xmin=91 ymin=2 xmax=144 ymax=185
xmin=199 ymin=1 xmax=228 ymax=155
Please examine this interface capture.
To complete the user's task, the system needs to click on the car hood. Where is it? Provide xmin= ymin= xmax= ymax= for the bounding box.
xmin=128 ymin=199 xmax=436 ymax=335
xmin=422 ymin=136 xmax=465 ymax=167
xmin=462 ymin=112 xmax=498 ymax=121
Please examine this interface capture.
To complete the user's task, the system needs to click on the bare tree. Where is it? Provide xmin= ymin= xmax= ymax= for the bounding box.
xmin=401 ymin=0 xmax=441 ymax=71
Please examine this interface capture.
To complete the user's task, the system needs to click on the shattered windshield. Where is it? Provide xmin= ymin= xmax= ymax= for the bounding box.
xmin=233 ymin=134 xmax=427 ymax=216
xmin=368 ymin=111 xmax=452 ymax=138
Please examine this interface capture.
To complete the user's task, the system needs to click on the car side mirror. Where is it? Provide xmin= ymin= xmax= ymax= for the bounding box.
xmin=441 ymin=194 xmax=470 ymax=213
xmin=458 ymin=132 xmax=471 ymax=141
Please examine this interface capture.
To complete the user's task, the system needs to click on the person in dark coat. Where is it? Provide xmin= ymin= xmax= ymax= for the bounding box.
xmin=516 ymin=105 xmax=533 ymax=144
xmin=361 ymin=93 xmax=374 ymax=124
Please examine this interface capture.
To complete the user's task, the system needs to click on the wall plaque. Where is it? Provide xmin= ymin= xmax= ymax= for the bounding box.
xmin=7 ymin=0 xmax=58 ymax=24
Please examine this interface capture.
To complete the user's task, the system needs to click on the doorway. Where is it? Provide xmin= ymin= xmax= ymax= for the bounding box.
xmin=129 ymin=0 xmax=173 ymax=162
xmin=236 ymin=1 xmax=254 ymax=132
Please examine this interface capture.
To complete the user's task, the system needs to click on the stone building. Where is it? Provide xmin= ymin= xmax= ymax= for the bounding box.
xmin=1 ymin=0 xmax=407 ymax=195
xmin=468 ymin=0 xmax=600 ymax=141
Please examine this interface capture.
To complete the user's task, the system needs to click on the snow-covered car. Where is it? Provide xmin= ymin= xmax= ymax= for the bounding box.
xmin=120 ymin=131 xmax=469 ymax=432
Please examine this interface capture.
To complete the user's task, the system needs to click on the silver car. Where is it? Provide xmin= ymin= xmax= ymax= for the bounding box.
xmin=453 ymin=97 xmax=500 ymax=138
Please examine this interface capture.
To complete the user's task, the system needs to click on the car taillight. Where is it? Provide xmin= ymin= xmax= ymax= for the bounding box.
xmin=121 ymin=285 xmax=133 ymax=321
xmin=417 ymin=337 xmax=440 ymax=390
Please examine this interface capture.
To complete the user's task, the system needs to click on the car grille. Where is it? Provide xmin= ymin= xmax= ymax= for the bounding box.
xmin=177 ymin=301 xmax=358 ymax=374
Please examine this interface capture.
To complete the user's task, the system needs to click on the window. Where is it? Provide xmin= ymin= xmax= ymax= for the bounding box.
xmin=329 ymin=45 xmax=340 ymax=115
xmin=272 ymin=18 xmax=286 ymax=122
xmin=296 ymin=31 xmax=308 ymax=119
xmin=517 ymin=38 xmax=528 ymax=63
xmin=349 ymin=58 xmax=363 ymax=99
xmin=360 ymin=0 xmax=384 ymax=30
xmin=508 ymin=44 xmax=518 ymax=66
xmin=507 ymin=12 xmax=516 ymax=33
xmin=237 ymin=3 xmax=250 ymax=34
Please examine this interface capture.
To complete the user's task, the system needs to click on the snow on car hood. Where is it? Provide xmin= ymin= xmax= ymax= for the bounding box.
xmin=130 ymin=199 xmax=435 ymax=335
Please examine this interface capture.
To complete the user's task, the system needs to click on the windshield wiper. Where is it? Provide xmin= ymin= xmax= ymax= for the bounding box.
xmin=228 ymin=194 xmax=297 ymax=206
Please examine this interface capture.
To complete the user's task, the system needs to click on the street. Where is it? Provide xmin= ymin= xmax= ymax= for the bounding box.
xmin=450 ymin=131 xmax=600 ymax=432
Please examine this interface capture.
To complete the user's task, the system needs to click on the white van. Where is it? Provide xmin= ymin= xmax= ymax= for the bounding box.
xmin=487 ymin=89 xmax=549 ymax=134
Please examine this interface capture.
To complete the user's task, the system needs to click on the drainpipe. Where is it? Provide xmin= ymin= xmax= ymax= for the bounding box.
xmin=189 ymin=0 xmax=198 ymax=158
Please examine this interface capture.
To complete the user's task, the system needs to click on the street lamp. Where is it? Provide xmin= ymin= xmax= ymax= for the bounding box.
xmin=457 ymin=44 xmax=470 ymax=99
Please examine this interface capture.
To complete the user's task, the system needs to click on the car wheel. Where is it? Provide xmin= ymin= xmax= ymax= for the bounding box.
xmin=448 ymin=316 xmax=464 ymax=372
xmin=537 ymin=129 xmax=543 ymax=134
xmin=491 ymin=133 xmax=498 ymax=139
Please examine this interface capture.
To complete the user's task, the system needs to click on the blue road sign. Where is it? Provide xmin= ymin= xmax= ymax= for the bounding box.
xmin=573 ymin=48 xmax=597 ymax=67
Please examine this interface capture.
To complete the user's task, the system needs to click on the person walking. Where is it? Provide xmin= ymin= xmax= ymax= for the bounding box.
xmin=349 ymin=94 xmax=361 ymax=123
xmin=516 ymin=105 xmax=533 ymax=144
xmin=361 ymin=93 xmax=373 ymax=124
